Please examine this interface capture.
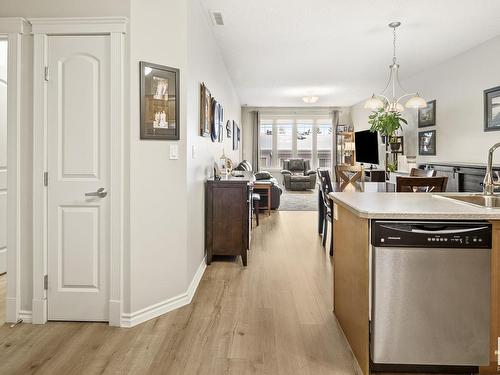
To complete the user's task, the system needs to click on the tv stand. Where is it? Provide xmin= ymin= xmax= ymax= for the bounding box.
xmin=364 ymin=169 xmax=386 ymax=182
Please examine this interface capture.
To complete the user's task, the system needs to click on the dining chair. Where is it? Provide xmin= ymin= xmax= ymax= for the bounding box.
xmin=396 ymin=176 xmax=448 ymax=192
xmin=410 ymin=167 xmax=437 ymax=177
xmin=317 ymin=169 xmax=334 ymax=256
xmin=335 ymin=165 xmax=365 ymax=191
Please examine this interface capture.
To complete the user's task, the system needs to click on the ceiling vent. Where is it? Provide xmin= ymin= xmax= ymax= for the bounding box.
xmin=210 ymin=11 xmax=224 ymax=26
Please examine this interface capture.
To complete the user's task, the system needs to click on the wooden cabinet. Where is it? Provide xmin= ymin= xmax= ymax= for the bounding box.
xmin=205 ymin=174 xmax=253 ymax=266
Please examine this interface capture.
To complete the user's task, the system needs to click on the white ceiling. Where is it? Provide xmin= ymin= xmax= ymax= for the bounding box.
xmin=198 ymin=0 xmax=500 ymax=107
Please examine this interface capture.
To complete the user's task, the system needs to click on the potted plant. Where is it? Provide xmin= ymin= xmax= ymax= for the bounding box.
xmin=367 ymin=108 xmax=407 ymax=148
xmin=368 ymin=108 xmax=407 ymax=174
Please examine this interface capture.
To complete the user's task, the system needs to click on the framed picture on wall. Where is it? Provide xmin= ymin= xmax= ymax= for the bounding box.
xmin=200 ymin=83 xmax=211 ymax=137
xmin=232 ymin=120 xmax=239 ymax=150
xmin=418 ymin=130 xmax=436 ymax=156
xmin=140 ymin=61 xmax=180 ymax=140
xmin=484 ymin=86 xmax=500 ymax=131
xmin=418 ymin=100 xmax=436 ymax=127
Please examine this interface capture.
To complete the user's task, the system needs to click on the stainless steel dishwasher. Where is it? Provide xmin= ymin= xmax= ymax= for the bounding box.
xmin=370 ymin=220 xmax=491 ymax=372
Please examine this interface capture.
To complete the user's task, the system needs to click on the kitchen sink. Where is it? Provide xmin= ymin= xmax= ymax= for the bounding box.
xmin=440 ymin=194 xmax=500 ymax=209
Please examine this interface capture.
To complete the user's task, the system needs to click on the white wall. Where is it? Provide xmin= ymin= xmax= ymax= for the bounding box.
xmin=128 ymin=0 xmax=188 ymax=314
xmin=186 ymin=0 xmax=241 ymax=281
xmin=351 ymin=34 xmax=500 ymax=165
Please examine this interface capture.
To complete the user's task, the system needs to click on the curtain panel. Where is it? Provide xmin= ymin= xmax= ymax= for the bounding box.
xmin=251 ymin=111 xmax=260 ymax=171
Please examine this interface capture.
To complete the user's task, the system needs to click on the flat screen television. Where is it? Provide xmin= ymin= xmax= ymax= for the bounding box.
xmin=354 ymin=130 xmax=379 ymax=166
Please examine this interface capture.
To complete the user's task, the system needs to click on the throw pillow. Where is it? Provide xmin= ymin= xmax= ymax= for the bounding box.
xmin=254 ymin=171 xmax=273 ymax=180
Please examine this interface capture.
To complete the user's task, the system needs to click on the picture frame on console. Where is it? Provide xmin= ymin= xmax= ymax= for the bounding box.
xmin=418 ymin=100 xmax=436 ymax=128
xmin=484 ymin=86 xmax=500 ymax=132
xmin=418 ymin=130 xmax=436 ymax=156
xmin=140 ymin=61 xmax=180 ymax=140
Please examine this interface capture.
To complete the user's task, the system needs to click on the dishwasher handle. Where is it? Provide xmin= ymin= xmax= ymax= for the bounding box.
xmin=411 ymin=226 xmax=489 ymax=235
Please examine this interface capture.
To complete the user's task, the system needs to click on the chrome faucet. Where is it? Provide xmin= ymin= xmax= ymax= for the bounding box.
xmin=483 ymin=142 xmax=500 ymax=195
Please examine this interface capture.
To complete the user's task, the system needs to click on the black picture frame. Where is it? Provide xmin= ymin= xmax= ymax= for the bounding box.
xmin=140 ymin=61 xmax=180 ymax=140
xmin=418 ymin=130 xmax=436 ymax=156
xmin=418 ymin=100 xmax=436 ymax=128
xmin=484 ymin=86 xmax=500 ymax=132
xmin=232 ymin=121 xmax=239 ymax=150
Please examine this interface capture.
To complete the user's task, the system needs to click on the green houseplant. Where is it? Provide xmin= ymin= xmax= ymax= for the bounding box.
xmin=367 ymin=108 xmax=407 ymax=145
xmin=368 ymin=108 xmax=408 ymax=174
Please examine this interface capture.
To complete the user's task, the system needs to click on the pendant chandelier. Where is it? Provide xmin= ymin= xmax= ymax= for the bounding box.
xmin=365 ymin=22 xmax=427 ymax=112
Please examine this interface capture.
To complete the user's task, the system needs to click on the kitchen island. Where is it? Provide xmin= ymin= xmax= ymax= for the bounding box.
xmin=329 ymin=192 xmax=500 ymax=375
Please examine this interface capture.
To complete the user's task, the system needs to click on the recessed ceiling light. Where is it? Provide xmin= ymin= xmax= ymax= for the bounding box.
xmin=302 ymin=96 xmax=319 ymax=104
xmin=210 ymin=11 xmax=224 ymax=26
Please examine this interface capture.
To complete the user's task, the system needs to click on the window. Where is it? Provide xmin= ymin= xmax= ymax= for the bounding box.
xmin=316 ymin=119 xmax=333 ymax=168
xmin=276 ymin=120 xmax=293 ymax=167
xmin=258 ymin=114 xmax=333 ymax=169
xmin=297 ymin=120 xmax=313 ymax=164
xmin=259 ymin=119 xmax=273 ymax=168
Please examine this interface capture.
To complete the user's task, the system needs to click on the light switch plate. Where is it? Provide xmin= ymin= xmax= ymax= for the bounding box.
xmin=170 ymin=144 xmax=179 ymax=160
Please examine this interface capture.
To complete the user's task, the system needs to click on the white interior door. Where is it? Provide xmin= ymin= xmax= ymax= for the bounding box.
xmin=47 ymin=35 xmax=110 ymax=321
xmin=0 ymin=40 xmax=8 ymax=275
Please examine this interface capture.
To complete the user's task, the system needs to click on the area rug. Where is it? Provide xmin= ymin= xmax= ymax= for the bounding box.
xmin=279 ymin=188 xmax=318 ymax=211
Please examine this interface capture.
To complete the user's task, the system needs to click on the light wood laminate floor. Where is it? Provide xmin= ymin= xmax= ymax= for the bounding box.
xmin=0 ymin=211 xmax=360 ymax=375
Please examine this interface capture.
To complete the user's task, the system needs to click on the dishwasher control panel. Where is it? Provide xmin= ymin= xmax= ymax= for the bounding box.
xmin=371 ymin=220 xmax=492 ymax=248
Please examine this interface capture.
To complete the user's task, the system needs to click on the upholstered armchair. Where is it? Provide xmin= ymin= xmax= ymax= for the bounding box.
xmin=281 ymin=159 xmax=317 ymax=190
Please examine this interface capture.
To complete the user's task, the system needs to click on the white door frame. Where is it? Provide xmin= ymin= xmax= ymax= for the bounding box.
xmin=0 ymin=17 xmax=30 ymax=324
xmin=30 ymin=17 xmax=127 ymax=326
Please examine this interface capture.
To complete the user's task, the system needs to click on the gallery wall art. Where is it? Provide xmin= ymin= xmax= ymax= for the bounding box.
xmin=140 ymin=61 xmax=179 ymax=140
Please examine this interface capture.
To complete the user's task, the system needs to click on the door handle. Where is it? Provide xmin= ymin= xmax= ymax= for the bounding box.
xmin=85 ymin=187 xmax=107 ymax=198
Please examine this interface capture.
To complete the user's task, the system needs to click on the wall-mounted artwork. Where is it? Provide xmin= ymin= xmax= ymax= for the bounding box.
xmin=418 ymin=100 xmax=436 ymax=128
xmin=210 ymin=98 xmax=220 ymax=142
xmin=484 ymin=86 xmax=500 ymax=132
xmin=226 ymin=120 xmax=232 ymax=138
xmin=418 ymin=130 xmax=436 ymax=156
xmin=140 ymin=61 xmax=179 ymax=140
xmin=232 ymin=121 xmax=239 ymax=150
xmin=200 ymin=83 xmax=211 ymax=137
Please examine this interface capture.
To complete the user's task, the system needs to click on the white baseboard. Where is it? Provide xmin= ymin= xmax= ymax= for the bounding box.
xmin=19 ymin=310 xmax=32 ymax=323
xmin=121 ymin=259 xmax=206 ymax=328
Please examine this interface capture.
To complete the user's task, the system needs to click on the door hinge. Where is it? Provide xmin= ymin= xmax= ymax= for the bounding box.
xmin=43 ymin=275 xmax=48 ymax=290
xmin=43 ymin=172 xmax=48 ymax=187
xmin=44 ymin=66 xmax=49 ymax=81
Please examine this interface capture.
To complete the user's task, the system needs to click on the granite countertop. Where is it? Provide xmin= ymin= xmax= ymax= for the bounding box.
xmin=329 ymin=192 xmax=500 ymax=220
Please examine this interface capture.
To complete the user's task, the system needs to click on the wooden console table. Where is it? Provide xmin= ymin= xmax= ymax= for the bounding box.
xmin=205 ymin=172 xmax=254 ymax=266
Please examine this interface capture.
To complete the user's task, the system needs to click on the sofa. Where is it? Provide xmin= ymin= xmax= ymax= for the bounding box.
xmin=234 ymin=160 xmax=282 ymax=210
xmin=281 ymin=159 xmax=317 ymax=190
